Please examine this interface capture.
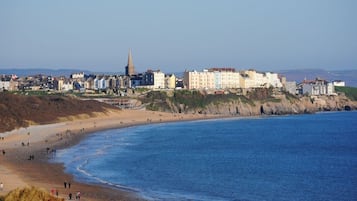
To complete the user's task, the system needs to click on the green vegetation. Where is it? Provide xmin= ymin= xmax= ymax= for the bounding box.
xmin=263 ymin=97 xmax=281 ymax=103
xmin=283 ymin=91 xmax=299 ymax=103
xmin=142 ymin=91 xmax=171 ymax=111
xmin=238 ymin=95 xmax=255 ymax=106
xmin=133 ymin=88 xmax=150 ymax=93
xmin=10 ymin=90 xmax=61 ymax=96
xmin=141 ymin=89 xmax=285 ymax=112
xmin=171 ymin=90 xmax=206 ymax=108
xmin=146 ymin=103 xmax=160 ymax=111
xmin=335 ymin=86 xmax=357 ymax=101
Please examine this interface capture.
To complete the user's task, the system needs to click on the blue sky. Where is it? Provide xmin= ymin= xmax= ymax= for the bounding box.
xmin=1 ymin=0 xmax=356 ymax=73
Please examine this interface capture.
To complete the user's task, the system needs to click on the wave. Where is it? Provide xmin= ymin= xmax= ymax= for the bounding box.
xmin=74 ymin=159 xmax=140 ymax=193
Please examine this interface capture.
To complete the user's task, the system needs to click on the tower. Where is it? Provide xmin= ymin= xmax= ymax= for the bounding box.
xmin=125 ymin=49 xmax=135 ymax=76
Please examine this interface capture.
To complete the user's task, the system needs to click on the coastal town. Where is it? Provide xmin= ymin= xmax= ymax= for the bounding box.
xmin=0 ymin=50 xmax=346 ymax=97
xmin=1 ymin=1 xmax=357 ymax=201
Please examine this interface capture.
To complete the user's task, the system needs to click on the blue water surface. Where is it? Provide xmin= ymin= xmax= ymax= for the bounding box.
xmin=54 ymin=111 xmax=357 ymax=201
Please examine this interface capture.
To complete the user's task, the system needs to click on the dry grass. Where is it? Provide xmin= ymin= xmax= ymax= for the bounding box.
xmin=0 ymin=186 xmax=64 ymax=201
xmin=0 ymin=93 xmax=120 ymax=132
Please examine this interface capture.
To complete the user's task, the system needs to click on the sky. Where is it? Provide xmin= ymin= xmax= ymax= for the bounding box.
xmin=1 ymin=0 xmax=356 ymax=73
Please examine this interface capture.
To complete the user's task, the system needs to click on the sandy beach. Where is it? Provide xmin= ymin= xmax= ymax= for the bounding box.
xmin=0 ymin=109 xmax=218 ymax=200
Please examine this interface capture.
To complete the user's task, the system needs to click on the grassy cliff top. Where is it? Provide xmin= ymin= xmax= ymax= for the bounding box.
xmin=335 ymin=86 xmax=357 ymax=101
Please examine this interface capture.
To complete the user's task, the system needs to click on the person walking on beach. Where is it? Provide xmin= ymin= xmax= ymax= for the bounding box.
xmin=68 ymin=192 xmax=72 ymax=200
xmin=0 ymin=182 xmax=4 ymax=191
xmin=64 ymin=181 xmax=67 ymax=188
xmin=76 ymin=191 xmax=81 ymax=200
xmin=68 ymin=181 xmax=71 ymax=189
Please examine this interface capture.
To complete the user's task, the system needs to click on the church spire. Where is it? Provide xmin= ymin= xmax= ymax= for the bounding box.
xmin=125 ymin=48 xmax=135 ymax=76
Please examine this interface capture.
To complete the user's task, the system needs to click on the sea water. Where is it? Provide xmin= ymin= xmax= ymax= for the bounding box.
xmin=54 ymin=111 xmax=357 ymax=201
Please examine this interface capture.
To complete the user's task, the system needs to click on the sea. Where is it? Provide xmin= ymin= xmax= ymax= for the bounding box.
xmin=53 ymin=111 xmax=357 ymax=201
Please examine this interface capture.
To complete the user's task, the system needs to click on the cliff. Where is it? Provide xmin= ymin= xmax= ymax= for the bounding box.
xmin=140 ymin=89 xmax=357 ymax=116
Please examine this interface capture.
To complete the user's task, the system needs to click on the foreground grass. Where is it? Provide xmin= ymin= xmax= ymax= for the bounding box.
xmin=0 ymin=186 xmax=64 ymax=201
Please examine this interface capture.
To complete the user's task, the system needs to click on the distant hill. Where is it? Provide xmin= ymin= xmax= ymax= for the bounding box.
xmin=0 ymin=68 xmax=127 ymax=77
xmin=0 ymin=68 xmax=92 ymax=77
xmin=278 ymin=69 xmax=357 ymax=87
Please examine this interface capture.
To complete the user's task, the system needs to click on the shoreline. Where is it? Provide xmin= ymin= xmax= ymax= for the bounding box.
xmin=0 ymin=109 xmax=221 ymax=200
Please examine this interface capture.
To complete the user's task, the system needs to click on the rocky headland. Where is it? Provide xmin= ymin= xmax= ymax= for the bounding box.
xmin=140 ymin=88 xmax=357 ymax=116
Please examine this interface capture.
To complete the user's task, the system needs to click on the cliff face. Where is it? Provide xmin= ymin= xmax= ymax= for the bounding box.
xmin=143 ymin=90 xmax=357 ymax=116
xmin=193 ymin=94 xmax=357 ymax=116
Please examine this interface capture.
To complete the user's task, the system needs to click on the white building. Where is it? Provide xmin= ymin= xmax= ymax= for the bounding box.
xmin=333 ymin=80 xmax=345 ymax=87
xmin=165 ymin=74 xmax=176 ymax=89
xmin=265 ymin=72 xmax=283 ymax=88
xmin=240 ymin=70 xmax=282 ymax=89
xmin=184 ymin=68 xmax=283 ymax=90
xmin=301 ymin=78 xmax=334 ymax=95
xmin=184 ymin=70 xmax=215 ymax=90
xmin=0 ymin=81 xmax=10 ymax=91
xmin=210 ymin=68 xmax=241 ymax=89
xmin=71 ymin=72 xmax=84 ymax=79
xmin=62 ymin=81 xmax=74 ymax=91
xmin=184 ymin=68 xmax=240 ymax=90
xmin=153 ymin=71 xmax=165 ymax=89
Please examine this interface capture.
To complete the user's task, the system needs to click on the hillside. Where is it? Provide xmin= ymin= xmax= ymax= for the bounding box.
xmin=0 ymin=93 xmax=119 ymax=133
xmin=335 ymin=86 xmax=357 ymax=101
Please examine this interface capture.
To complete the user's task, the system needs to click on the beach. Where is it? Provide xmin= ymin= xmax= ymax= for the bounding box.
xmin=0 ymin=109 xmax=217 ymax=200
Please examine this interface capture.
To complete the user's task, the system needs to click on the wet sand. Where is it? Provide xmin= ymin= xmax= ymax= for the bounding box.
xmin=0 ymin=109 xmax=219 ymax=200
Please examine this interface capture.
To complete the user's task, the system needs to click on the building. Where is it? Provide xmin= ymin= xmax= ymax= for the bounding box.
xmin=209 ymin=68 xmax=241 ymax=89
xmin=165 ymin=74 xmax=176 ymax=89
xmin=141 ymin=70 xmax=165 ymax=89
xmin=333 ymin=80 xmax=345 ymax=87
xmin=265 ymin=72 xmax=282 ymax=88
xmin=62 ymin=79 xmax=74 ymax=91
xmin=284 ymin=81 xmax=297 ymax=95
xmin=0 ymin=80 xmax=10 ymax=91
xmin=183 ymin=69 xmax=215 ymax=90
xmin=125 ymin=49 xmax=135 ymax=76
xmin=53 ymin=78 xmax=64 ymax=91
xmin=301 ymin=78 xmax=334 ymax=95
xmin=183 ymin=68 xmax=284 ymax=90
xmin=71 ymin=72 xmax=84 ymax=79
xmin=239 ymin=70 xmax=282 ymax=89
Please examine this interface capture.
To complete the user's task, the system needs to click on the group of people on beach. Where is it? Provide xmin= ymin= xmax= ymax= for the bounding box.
xmin=28 ymin=154 xmax=35 ymax=160
xmin=63 ymin=181 xmax=81 ymax=200
xmin=67 ymin=191 xmax=81 ymax=200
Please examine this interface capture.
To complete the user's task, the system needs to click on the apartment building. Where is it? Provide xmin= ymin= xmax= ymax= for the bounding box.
xmin=165 ymin=74 xmax=176 ymax=89
xmin=301 ymin=78 xmax=334 ymax=95
xmin=183 ymin=70 xmax=215 ymax=90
